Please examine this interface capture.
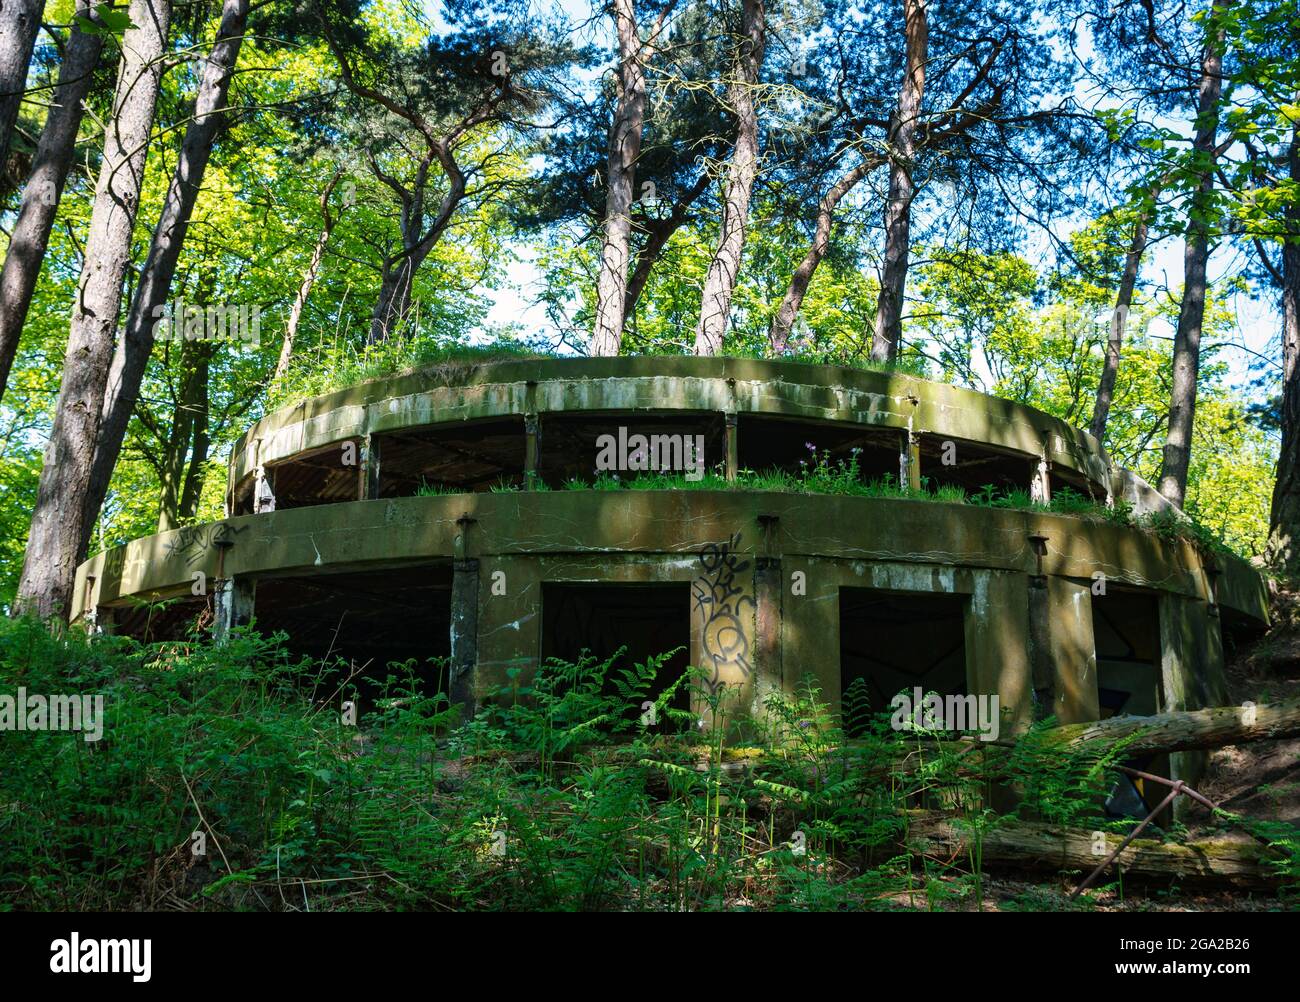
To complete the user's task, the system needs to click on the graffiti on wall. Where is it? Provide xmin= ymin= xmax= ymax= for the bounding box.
xmin=164 ymin=522 xmax=247 ymax=568
xmin=692 ymin=532 xmax=755 ymax=691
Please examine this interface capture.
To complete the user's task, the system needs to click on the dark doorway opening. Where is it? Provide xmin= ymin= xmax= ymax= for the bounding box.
xmin=839 ymin=588 xmax=968 ymax=734
xmin=541 ymin=582 xmax=692 ymax=719
xmin=738 ymin=415 xmax=901 ymax=483
xmin=537 ymin=413 xmax=725 ymax=487
xmin=1092 ymin=587 xmax=1169 ymax=821
xmin=376 ymin=417 xmax=526 ymax=496
xmin=917 ymin=433 xmax=1031 ymax=498
xmin=254 ymin=564 xmax=453 ymax=702
xmin=265 ymin=440 xmax=363 ymax=511
xmin=108 ymin=595 xmax=212 ymax=642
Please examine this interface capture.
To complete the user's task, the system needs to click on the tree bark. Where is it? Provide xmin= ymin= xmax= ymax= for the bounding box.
xmin=0 ymin=0 xmax=102 ymax=404
xmin=0 ymin=0 xmax=43 ymax=173
xmin=1158 ymin=0 xmax=1227 ymax=508
xmin=769 ymin=154 xmax=882 ymax=352
xmin=365 ymin=145 xmax=465 ymax=343
xmin=273 ymin=169 xmax=343 ymax=384
xmin=693 ymin=0 xmax=764 ymax=355
xmin=82 ymin=0 xmax=248 ymax=556
xmin=1088 ymin=200 xmax=1154 ymax=442
xmin=882 ymin=699 xmax=1300 ymax=782
xmin=623 ymin=171 xmax=710 ymax=324
xmin=14 ymin=0 xmax=170 ymax=622
xmin=1267 ymin=120 xmax=1300 ymax=578
xmin=157 ymin=339 xmax=211 ymax=532
xmin=870 ymin=0 xmax=927 ymax=364
xmin=590 ymin=0 xmax=649 ymax=357
xmin=906 ymin=812 xmax=1283 ymax=888
xmin=1045 ymin=698 xmax=1300 ymax=757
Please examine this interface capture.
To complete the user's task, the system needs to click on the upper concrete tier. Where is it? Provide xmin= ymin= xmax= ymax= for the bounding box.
xmin=224 ymin=356 xmax=1174 ymax=515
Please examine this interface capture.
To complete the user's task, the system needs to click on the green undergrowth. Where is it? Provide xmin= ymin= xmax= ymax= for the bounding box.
xmin=2 ymin=617 xmax=1293 ymax=911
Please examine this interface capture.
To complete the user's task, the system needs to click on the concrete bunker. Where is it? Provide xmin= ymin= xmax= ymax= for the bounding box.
xmin=73 ymin=355 xmax=1270 ymax=807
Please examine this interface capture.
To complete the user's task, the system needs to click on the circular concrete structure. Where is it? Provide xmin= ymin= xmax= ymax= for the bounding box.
xmin=74 ymin=357 xmax=1268 ymax=757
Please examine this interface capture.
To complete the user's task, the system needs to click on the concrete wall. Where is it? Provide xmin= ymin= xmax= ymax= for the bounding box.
xmin=74 ymin=490 xmax=1263 ymax=740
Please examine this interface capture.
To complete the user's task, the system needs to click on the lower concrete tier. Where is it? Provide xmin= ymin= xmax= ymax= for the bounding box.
xmin=74 ymin=493 xmax=1266 ymax=743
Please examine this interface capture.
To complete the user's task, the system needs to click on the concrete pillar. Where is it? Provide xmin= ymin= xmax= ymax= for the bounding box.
xmin=450 ymin=558 xmax=480 ymax=712
xmin=1026 ymin=577 xmax=1055 ymax=719
xmin=450 ymin=514 xmax=479 ymax=712
xmin=904 ymin=430 xmax=921 ymax=491
xmin=214 ymin=576 xmax=256 ymax=643
xmin=253 ymin=465 xmax=276 ymax=513
xmin=524 ymin=412 xmax=539 ymax=488
xmin=1030 ymin=451 xmax=1051 ymax=505
xmin=754 ymin=556 xmax=783 ymax=717
xmin=966 ymin=571 xmax=1034 ymax=740
xmin=1030 ymin=576 xmax=1099 ymax=724
xmin=1159 ymin=593 xmax=1215 ymax=814
xmin=724 ymin=412 xmax=738 ymax=482
xmin=364 ymin=434 xmax=381 ymax=499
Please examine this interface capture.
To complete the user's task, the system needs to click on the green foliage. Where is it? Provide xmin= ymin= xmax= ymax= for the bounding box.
xmin=5 ymin=619 xmax=1290 ymax=911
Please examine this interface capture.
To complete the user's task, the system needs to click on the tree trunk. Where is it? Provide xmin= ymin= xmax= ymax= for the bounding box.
xmin=883 ymin=699 xmax=1300 ymax=782
xmin=870 ymin=0 xmax=927 ymax=364
xmin=369 ymin=243 xmax=433 ymax=343
xmin=0 ymin=0 xmax=43 ymax=173
xmin=906 ymin=812 xmax=1282 ymax=888
xmin=770 ymin=155 xmax=881 ymax=352
xmin=1045 ymin=698 xmax=1300 ymax=757
xmin=14 ymin=0 xmax=171 ymax=622
xmin=1267 ymin=121 xmax=1300 ymax=578
xmin=693 ymin=0 xmax=765 ymax=356
xmin=366 ymin=148 xmax=463 ymax=344
xmin=590 ymin=0 xmax=649 ymax=357
xmin=1089 ymin=200 xmax=1154 ymax=443
xmin=157 ymin=339 xmax=211 ymax=532
xmin=1157 ymin=1 xmax=1227 ymax=508
xmin=178 ymin=348 xmax=209 ymax=523
xmin=0 ymin=0 xmax=102 ymax=404
xmin=623 ymin=172 xmax=711 ymax=325
xmin=274 ymin=169 xmax=343 ymax=384
xmin=82 ymin=0 xmax=248 ymax=556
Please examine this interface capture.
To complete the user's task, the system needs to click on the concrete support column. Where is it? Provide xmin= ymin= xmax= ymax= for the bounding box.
xmin=966 ymin=571 xmax=1034 ymax=741
xmin=524 ymin=412 xmax=539 ymax=488
xmin=253 ymin=465 xmax=276 ymax=513
xmin=1159 ymin=593 xmax=1218 ymax=816
xmin=754 ymin=557 xmax=782 ymax=697
xmin=450 ymin=558 xmax=480 ymax=713
xmin=1030 ymin=450 xmax=1051 ymax=505
xmin=364 ymin=433 xmax=381 ymax=499
xmin=450 ymin=514 xmax=480 ymax=712
xmin=724 ymin=412 xmax=738 ymax=482
xmin=754 ymin=512 xmax=783 ymax=719
xmin=214 ymin=576 xmax=256 ymax=643
xmin=902 ymin=430 xmax=921 ymax=490
xmin=1028 ymin=576 xmax=1098 ymax=724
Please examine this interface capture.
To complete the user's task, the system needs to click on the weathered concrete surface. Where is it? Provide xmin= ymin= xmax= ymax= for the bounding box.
xmin=79 ymin=357 xmax=1269 ymax=739
xmin=226 ymin=357 xmax=1122 ymax=506
xmin=73 ymin=490 xmax=1266 ymax=739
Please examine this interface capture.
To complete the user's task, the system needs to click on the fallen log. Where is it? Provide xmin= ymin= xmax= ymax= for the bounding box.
xmin=1044 ymin=699 xmax=1300 ymax=757
xmin=905 ymin=811 xmax=1288 ymax=889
